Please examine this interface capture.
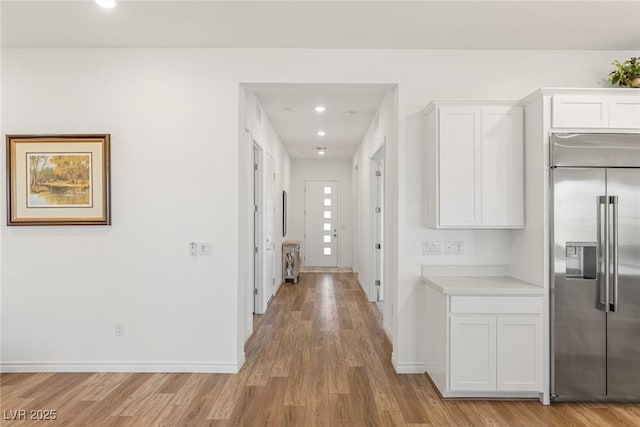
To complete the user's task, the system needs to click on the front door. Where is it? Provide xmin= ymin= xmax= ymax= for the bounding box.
xmin=304 ymin=181 xmax=338 ymax=267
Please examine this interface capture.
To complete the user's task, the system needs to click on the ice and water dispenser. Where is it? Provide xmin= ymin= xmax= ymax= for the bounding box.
xmin=565 ymin=242 xmax=597 ymax=279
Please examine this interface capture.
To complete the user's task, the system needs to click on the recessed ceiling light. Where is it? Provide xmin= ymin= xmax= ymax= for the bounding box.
xmin=283 ymin=106 xmax=292 ymax=111
xmin=96 ymin=0 xmax=117 ymax=8
xmin=345 ymin=110 xmax=357 ymax=116
xmin=317 ymin=130 xmax=326 ymax=137
xmin=318 ymin=151 xmax=326 ymax=156
xmin=315 ymin=105 xmax=326 ymax=113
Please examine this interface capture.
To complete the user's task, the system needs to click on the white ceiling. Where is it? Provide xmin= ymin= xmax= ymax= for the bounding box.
xmin=246 ymin=84 xmax=393 ymax=159
xmin=1 ymin=1 xmax=639 ymax=49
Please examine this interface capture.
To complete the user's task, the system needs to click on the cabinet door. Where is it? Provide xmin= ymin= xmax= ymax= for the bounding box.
xmin=496 ymin=316 xmax=541 ymax=391
xmin=552 ymin=95 xmax=609 ymax=128
xmin=450 ymin=316 xmax=497 ymax=391
xmin=438 ymin=106 xmax=482 ymax=227
xmin=481 ymin=106 xmax=524 ymax=227
xmin=609 ymin=96 xmax=640 ymax=129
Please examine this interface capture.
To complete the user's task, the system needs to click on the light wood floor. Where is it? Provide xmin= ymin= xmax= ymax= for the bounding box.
xmin=1 ymin=272 xmax=639 ymax=426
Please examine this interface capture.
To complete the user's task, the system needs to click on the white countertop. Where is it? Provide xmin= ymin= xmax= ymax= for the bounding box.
xmin=422 ymin=275 xmax=544 ymax=296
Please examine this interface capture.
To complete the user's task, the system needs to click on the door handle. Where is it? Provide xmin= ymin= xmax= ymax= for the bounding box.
xmin=610 ymin=195 xmax=619 ymax=312
xmin=598 ymin=196 xmax=610 ymax=312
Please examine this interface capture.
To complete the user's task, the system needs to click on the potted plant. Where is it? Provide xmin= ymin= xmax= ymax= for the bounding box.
xmin=609 ymin=57 xmax=640 ymax=88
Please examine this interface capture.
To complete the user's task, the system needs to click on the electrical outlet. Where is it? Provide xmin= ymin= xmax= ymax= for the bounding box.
xmin=115 ymin=322 xmax=125 ymax=337
xmin=423 ymin=241 xmax=442 ymax=255
xmin=454 ymin=241 xmax=464 ymax=255
xmin=190 ymin=241 xmax=198 ymax=256
xmin=444 ymin=241 xmax=455 ymax=255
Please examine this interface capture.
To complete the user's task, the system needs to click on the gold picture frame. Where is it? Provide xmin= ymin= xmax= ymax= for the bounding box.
xmin=6 ymin=134 xmax=111 ymax=226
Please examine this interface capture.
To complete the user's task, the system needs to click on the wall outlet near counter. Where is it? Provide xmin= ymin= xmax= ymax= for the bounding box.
xmin=423 ymin=241 xmax=442 ymax=255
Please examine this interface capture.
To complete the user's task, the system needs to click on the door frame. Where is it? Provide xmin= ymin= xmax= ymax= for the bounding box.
xmin=371 ymin=141 xmax=386 ymax=303
xmin=253 ymin=142 xmax=266 ymax=314
xmin=263 ymin=152 xmax=276 ymax=308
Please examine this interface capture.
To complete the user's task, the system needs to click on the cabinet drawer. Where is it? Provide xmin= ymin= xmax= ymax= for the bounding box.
xmin=450 ymin=296 xmax=542 ymax=314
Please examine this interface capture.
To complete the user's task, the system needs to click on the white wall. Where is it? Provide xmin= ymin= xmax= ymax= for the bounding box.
xmin=2 ymin=48 xmax=636 ymax=373
xmin=289 ymin=159 xmax=352 ymax=268
xmin=2 ymin=50 xmax=243 ymax=372
xmin=238 ymin=89 xmax=292 ymax=342
xmin=352 ymin=90 xmax=397 ymax=341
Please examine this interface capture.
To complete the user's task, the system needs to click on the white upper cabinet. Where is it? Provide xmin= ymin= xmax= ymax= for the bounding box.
xmin=552 ymin=92 xmax=640 ymax=129
xmin=609 ymin=96 xmax=640 ymax=128
xmin=552 ymin=95 xmax=609 ymax=128
xmin=424 ymin=102 xmax=524 ymax=229
xmin=438 ymin=106 xmax=482 ymax=227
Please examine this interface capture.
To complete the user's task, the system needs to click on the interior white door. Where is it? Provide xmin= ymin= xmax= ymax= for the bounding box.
xmin=305 ymin=181 xmax=338 ymax=267
xmin=373 ymin=156 xmax=384 ymax=302
xmin=264 ymin=154 xmax=276 ymax=305
xmin=253 ymin=146 xmax=261 ymax=313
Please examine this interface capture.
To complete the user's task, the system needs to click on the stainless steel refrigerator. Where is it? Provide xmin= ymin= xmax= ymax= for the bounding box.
xmin=551 ymin=133 xmax=640 ymax=402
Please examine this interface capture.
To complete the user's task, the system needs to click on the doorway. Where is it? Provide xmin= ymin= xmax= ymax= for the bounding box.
xmin=264 ymin=153 xmax=276 ymax=305
xmin=372 ymin=145 xmax=385 ymax=305
xmin=304 ymin=180 xmax=338 ymax=267
xmin=253 ymin=144 xmax=263 ymax=314
xmin=253 ymin=144 xmax=276 ymax=314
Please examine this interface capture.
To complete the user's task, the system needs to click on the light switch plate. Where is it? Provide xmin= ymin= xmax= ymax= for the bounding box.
xmin=444 ymin=241 xmax=455 ymax=255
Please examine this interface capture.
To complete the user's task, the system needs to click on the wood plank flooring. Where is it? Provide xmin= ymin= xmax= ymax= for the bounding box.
xmin=1 ymin=272 xmax=639 ymax=426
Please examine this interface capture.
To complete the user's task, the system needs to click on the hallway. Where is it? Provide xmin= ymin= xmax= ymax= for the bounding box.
xmin=1 ymin=273 xmax=639 ymax=426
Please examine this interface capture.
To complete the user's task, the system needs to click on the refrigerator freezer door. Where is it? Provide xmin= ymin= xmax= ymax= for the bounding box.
xmin=606 ymin=168 xmax=640 ymax=401
xmin=553 ymin=167 xmax=607 ymax=399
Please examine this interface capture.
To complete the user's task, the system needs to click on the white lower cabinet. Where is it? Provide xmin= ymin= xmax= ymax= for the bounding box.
xmin=450 ymin=316 xmax=497 ymax=391
xmin=497 ymin=316 xmax=542 ymax=391
xmin=423 ymin=280 xmax=544 ymax=398
xmin=449 ymin=312 xmax=542 ymax=394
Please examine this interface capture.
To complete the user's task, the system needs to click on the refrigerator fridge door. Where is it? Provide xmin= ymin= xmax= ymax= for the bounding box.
xmin=606 ymin=168 xmax=640 ymax=401
xmin=553 ymin=167 xmax=607 ymax=399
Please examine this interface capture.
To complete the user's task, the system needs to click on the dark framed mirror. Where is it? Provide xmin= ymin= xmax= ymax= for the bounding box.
xmin=282 ymin=190 xmax=287 ymax=237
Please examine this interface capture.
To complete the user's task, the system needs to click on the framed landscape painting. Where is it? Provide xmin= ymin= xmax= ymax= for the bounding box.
xmin=6 ymin=134 xmax=111 ymax=226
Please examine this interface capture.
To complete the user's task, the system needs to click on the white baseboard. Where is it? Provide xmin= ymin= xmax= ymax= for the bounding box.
xmin=391 ymin=353 xmax=426 ymax=374
xmin=442 ymin=390 xmax=540 ymax=399
xmin=244 ymin=327 xmax=253 ymax=344
xmin=236 ymin=352 xmax=246 ymax=372
xmin=383 ymin=325 xmax=394 ymax=344
xmin=0 ymin=360 xmax=245 ymax=374
xmin=355 ymin=276 xmax=375 ymax=302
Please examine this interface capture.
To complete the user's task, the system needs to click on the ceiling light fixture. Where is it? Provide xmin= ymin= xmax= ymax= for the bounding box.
xmin=96 ymin=0 xmax=117 ymax=8
xmin=315 ymin=105 xmax=326 ymax=113
xmin=316 ymin=146 xmax=327 ymax=156
xmin=345 ymin=110 xmax=357 ymax=116
xmin=318 ymin=151 xmax=326 ymax=156
xmin=317 ymin=130 xmax=326 ymax=137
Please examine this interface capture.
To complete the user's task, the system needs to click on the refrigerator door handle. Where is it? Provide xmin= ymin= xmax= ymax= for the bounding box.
xmin=598 ymin=195 xmax=610 ymax=312
xmin=610 ymin=195 xmax=619 ymax=312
